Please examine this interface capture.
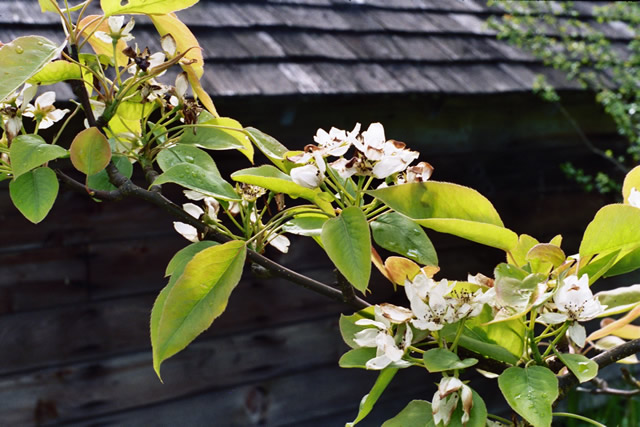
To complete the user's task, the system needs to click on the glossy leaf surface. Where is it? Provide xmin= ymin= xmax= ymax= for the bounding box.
xmin=9 ymin=134 xmax=67 ymax=179
xmin=9 ymin=167 xmax=58 ymax=224
xmin=498 ymin=366 xmax=558 ymax=427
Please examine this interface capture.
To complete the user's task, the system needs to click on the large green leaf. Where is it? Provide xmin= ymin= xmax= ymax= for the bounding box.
xmin=382 ymin=400 xmax=435 ymax=427
xmin=157 ymin=144 xmax=220 ymax=174
xmin=28 ymin=60 xmax=81 ymax=85
xmin=579 ymin=204 xmax=640 ymax=257
xmin=556 ymin=352 xmax=598 ymax=383
xmin=179 ymin=114 xmax=247 ymax=151
xmin=101 ymin=0 xmax=198 ymax=15
xmin=9 ymin=134 xmax=68 ymax=179
xmin=245 ymin=126 xmax=289 ymax=171
xmin=371 ymin=212 xmax=438 ymax=266
xmin=231 ymin=165 xmax=333 ymax=213
xmin=153 ymin=163 xmax=240 ymax=201
xmin=422 ymin=348 xmax=477 ymax=373
xmin=9 ymin=167 xmax=58 ymax=224
xmin=321 ymin=207 xmax=371 ymax=293
xmin=498 ymin=366 xmax=558 ymax=427
xmin=164 ymin=241 xmax=219 ymax=277
xmin=152 ymin=240 xmax=246 ymax=378
xmin=87 ymin=154 xmax=133 ymax=192
xmin=346 ymin=367 xmax=398 ymax=427
xmin=367 ymin=182 xmax=518 ymax=251
xmin=0 ymin=36 xmax=61 ymax=102
xmin=605 ymin=246 xmax=640 ymax=277
xmin=70 ymin=127 xmax=112 ymax=175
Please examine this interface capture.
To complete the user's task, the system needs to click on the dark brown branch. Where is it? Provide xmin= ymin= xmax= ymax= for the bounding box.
xmin=576 ymin=376 xmax=640 ymax=397
xmin=55 ymin=169 xmax=122 ymax=201
xmin=557 ymin=338 xmax=640 ymax=400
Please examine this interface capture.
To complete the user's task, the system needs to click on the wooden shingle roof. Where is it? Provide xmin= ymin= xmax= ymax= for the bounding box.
xmin=0 ymin=0 xmax=632 ymax=96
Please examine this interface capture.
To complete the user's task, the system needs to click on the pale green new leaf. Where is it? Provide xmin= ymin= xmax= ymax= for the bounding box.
xmin=422 ymin=348 xmax=477 ymax=373
xmin=164 ymin=241 xmax=219 ymax=277
xmin=556 ymin=353 xmax=598 ymax=383
xmin=0 ymin=36 xmax=62 ymax=102
xmin=346 ymin=367 xmax=398 ymax=427
xmin=152 ymin=240 xmax=246 ymax=378
xmin=9 ymin=134 xmax=68 ymax=179
xmin=371 ymin=212 xmax=438 ymax=266
xmin=321 ymin=207 xmax=371 ymax=293
xmin=153 ymin=163 xmax=240 ymax=201
xmin=605 ymin=246 xmax=640 ymax=277
xmin=282 ymin=215 xmax=327 ymax=236
xmin=580 ymin=204 xmax=640 ymax=257
xmin=367 ymin=182 xmax=518 ymax=251
xmin=498 ymin=366 xmax=558 ymax=427
xmin=157 ymin=144 xmax=220 ymax=174
xmin=69 ymin=127 xmax=112 ymax=175
xmin=9 ymin=167 xmax=58 ymax=224
xmin=101 ymin=0 xmax=198 ymax=16
xmin=595 ymin=284 xmax=640 ymax=317
xmin=179 ymin=114 xmax=247 ymax=151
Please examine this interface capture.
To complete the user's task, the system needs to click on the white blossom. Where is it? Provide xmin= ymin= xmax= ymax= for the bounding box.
xmin=313 ymin=123 xmax=359 ymax=157
xmin=1 ymin=83 xmax=37 ymax=139
xmin=405 ymin=273 xmax=456 ymax=331
xmin=432 ymin=377 xmax=473 ymax=426
xmin=538 ymin=274 xmax=605 ymax=347
xmin=290 ymin=163 xmax=324 ymax=188
xmin=23 ymin=91 xmax=69 ymax=129
xmin=353 ymin=304 xmax=413 ymax=370
xmin=95 ymin=16 xmax=135 ymax=44
xmin=173 ymin=203 xmax=203 ymax=242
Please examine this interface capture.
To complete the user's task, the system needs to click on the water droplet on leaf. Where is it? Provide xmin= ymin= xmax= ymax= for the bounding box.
xmin=15 ymin=45 xmax=24 ymax=54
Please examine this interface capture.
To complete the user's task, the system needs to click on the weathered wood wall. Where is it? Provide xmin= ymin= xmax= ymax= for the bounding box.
xmin=0 ymin=91 xmax=632 ymax=426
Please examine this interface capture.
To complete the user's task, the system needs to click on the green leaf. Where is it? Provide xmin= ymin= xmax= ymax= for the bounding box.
xmin=623 ymin=165 xmax=640 ymax=205
xmin=346 ymin=367 xmax=398 ymax=427
xmin=231 ymin=165 xmax=333 ymax=213
xmin=101 ymin=0 xmax=198 ymax=15
xmin=494 ymin=263 xmax=544 ymax=312
xmin=179 ymin=114 xmax=247 ymax=151
xmin=579 ymin=250 xmax=620 ymax=285
xmin=382 ymin=400 xmax=435 ymax=427
xmin=9 ymin=167 xmax=58 ymax=224
xmin=245 ymin=126 xmax=289 ymax=171
xmin=321 ymin=207 xmax=371 ymax=293
xmin=28 ymin=60 xmax=81 ymax=85
xmin=0 ymin=36 xmax=61 ymax=102
xmin=556 ymin=353 xmax=598 ymax=383
xmin=605 ymin=246 xmax=640 ymax=277
xmin=595 ymin=284 xmax=640 ymax=317
xmin=153 ymin=163 xmax=240 ymax=201
xmin=422 ymin=348 xmax=477 ymax=373
xmin=87 ymin=154 xmax=133 ymax=192
xmin=69 ymin=127 xmax=112 ymax=175
xmin=507 ymin=234 xmax=539 ymax=267
xmin=165 ymin=241 xmax=219 ymax=277
xmin=367 ymin=182 xmax=518 ymax=251
xmin=157 ymin=144 xmax=220 ymax=174
xmin=371 ymin=212 xmax=438 ymax=266
xmin=339 ymin=348 xmax=377 ymax=369
xmin=152 ymin=240 xmax=246 ymax=378
xmin=9 ymin=134 xmax=68 ymax=179
xmin=580 ymin=204 xmax=640 ymax=257
xmin=498 ymin=366 xmax=558 ymax=427
xmin=340 ymin=307 xmax=375 ymax=349
xmin=38 ymin=0 xmax=59 ymax=12
xmin=282 ymin=215 xmax=327 ymax=236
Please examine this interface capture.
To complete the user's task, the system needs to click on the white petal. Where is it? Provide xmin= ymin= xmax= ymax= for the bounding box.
xmin=267 ymin=234 xmax=290 ymax=253
xmin=122 ymin=17 xmax=135 ymax=35
xmin=184 ymin=190 xmax=206 ymax=200
xmin=353 ymin=328 xmax=379 ymax=347
xmin=183 ymin=202 xmax=204 ymax=218
xmin=148 ymin=52 xmax=165 ymax=71
xmin=175 ymin=72 xmax=189 ymax=98
xmin=379 ymin=303 xmax=414 ymax=323
xmin=355 ymin=319 xmax=387 ymax=329
xmin=108 ymin=15 xmax=125 ymax=33
xmin=173 ymin=222 xmax=199 ymax=242
xmin=538 ymin=312 xmax=568 ymax=324
xmin=161 ymin=34 xmax=177 ymax=56
xmin=329 ymin=157 xmax=357 ymax=179
xmin=568 ymin=322 xmax=587 ymax=348
xmin=365 ymin=354 xmax=392 ymax=370
xmin=290 ymin=164 xmax=323 ymax=188
xmin=5 ymin=116 xmax=22 ymax=138
xmin=362 ymin=123 xmax=385 ymax=149
xmin=94 ymin=31 xmax=113 ymax=44
xmin=629 ymin=187 xmax=640 ymax=208
xmin=21 ymin=83 xmax=37 ymax=106
xmin=36 ymin=92 xmax=56 ymax=108
xmin=46 ymin=108 xmax=68 ymax=123
xmin=377 ymin=333 xmax=404 ymax=362
xmin=372 ymin=157 xmax=406 ymax=178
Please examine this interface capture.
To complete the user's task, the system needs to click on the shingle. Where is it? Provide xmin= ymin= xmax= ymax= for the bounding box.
xmin=384 ymin=64 xmax=441 ymax=92
xmin=232 ymin=31 xmax=287 ymax=58
xmin=351 ymin=64 xmax=406 ymax=92
xmin=370 ymin=10 xmax=440 ymax=32
xmin=391 ymin=35 xmax=451 ymax=61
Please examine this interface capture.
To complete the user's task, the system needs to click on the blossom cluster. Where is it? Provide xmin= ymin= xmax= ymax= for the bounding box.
xmin=288 ymin=123 xmax=433 ymax=189
xmin=1 ymin=84 xmax=68 ymax=140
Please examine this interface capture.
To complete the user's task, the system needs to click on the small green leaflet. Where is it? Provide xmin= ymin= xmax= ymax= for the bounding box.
xmin=422 ymin=348 xmax=478 ymax=373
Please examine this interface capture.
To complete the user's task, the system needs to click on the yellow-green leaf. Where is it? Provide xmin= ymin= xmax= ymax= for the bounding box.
xmin=152 ymin=240 xmax=246 ymax=378
xmin=150 ymin=13 xmax=204 ymax=78
xmin=78 ymin=15 xmax=128 ymax=65
xmin=101 ymin=0 xmax=198 ymax=16
xmin=28 ymin=60 xmax=81 ymax=85
xmin=580 ymin=204 xmax=640 ymax=258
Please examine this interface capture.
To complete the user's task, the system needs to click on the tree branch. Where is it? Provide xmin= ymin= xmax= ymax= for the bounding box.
xmin=558 ymin=338 xmax=640 ymax=400
xmin=55 ymin=169 xmax=123 ymax=201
